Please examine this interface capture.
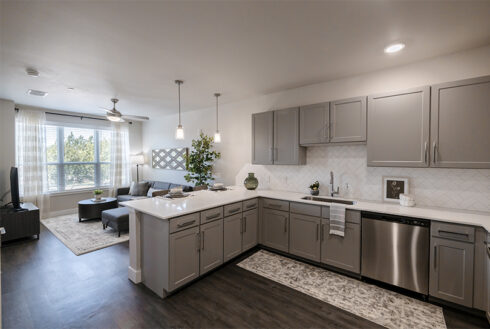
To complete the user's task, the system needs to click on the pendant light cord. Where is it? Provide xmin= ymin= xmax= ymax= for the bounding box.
xmin=178 ymin=82 xmax=181 ymax=125
xmin=214 ymin=93 xmax=220 ymax=131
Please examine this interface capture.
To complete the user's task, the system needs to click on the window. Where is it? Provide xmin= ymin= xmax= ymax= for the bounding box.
xmin=46 ymin=125 xmax=112 ymax=192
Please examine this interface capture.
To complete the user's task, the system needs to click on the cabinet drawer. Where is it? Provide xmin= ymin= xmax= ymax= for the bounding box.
xmin=262 ymin=198 xmax=289 ymax=211
xmin=169 ymin=213 xmax=200 ymax=233
xmin=290 ymin=202 xmax=321 ymax=217
xmin=200 ymin=207 xmax=223 ymax=224
xmin=224 ymin=202 xmax=243 ymax=216
xmin=243 ymin=198 xmax=258 ymax=211
xmin=431 ymin=222 xmax=475 ymax=243
xmin=321 ymin=207 xmax=360 ymax=224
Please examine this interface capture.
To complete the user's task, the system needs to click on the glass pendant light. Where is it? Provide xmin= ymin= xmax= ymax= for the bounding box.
xmin=175 ymin=80 xmax=184 ymax=140
xmin=214 ymin=93 xmax=221 ymax=143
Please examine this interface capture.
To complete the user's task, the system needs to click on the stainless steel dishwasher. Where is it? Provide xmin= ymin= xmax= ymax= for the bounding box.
xmin=361 ymin=212 xmax=430 ymax=294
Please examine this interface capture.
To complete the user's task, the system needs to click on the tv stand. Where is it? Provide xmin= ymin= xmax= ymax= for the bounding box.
xmin=0 ymin=202 xmax=40 ymax=243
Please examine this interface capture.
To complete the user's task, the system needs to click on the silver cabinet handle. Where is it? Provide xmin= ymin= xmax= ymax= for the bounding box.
xmin=244 ymin=217 xmax=247 ymax=233
xmin=201 ymin=231 xmax=205 ymax=250
xmin=321 ymin=224 xmax=324 ymax=241
xmin=268 ymin=203 xmax=282 ymax=209
xmin=316 ymin=224 xmax=319 ymax=241
xmin=177 ymin=220 xmax=195 ymax=228
xmin=283 ymin=217 xmax=287 ymax=233
xmin=246 ymin=203 xmax=256 ymax=209
xmin=424 ymin=141 xmax=428 ymax=164
xmin=228 ymin=207 xmax=241 ymax=214
xmin=240 ymin=218 xmax=243 ymax=233
xmin=433 ymin=141 xmax=437 ymax=163
xmin=205 ymin=213 xmax=221 ymax=220
xmin=196 ymin=233 xmax=200 ymax=251
xmin=434 ymin=245 xmax=437 ymax=268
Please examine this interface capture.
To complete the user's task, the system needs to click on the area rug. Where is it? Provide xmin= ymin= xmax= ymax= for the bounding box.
xmin=237 ymin=250 xmax=446 ymax=329
xmin=41 ymin=213 xmax=129 ymax=256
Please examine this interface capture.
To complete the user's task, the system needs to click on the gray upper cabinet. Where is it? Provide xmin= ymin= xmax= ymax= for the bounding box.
xmin=430 ymin=76 xmax=490 ymax=168
xmin=367 ymin=86 xmax=430 ymax=167
xmin=321 ymin=219 xmax=361 ymax=273
xmin=289 ymin=213 xmax=321 ymax=262
xmin=223 ymin=213 xmax=243 ymax=262
xmin=252 ymin=111 xmax=274 ymax=165
xmin=330 ymin=96 xmax=367 ymax=143
xmin=242 ymin=208 xmax=258 ymax=252
xmin=299 ymin=103 xmax=329 ymax=145
xmin=262 ymin=208 xmax=289 ymax=252
xmin=274 ymin=107 xmax=306 ymax=165
xmin=169 ymin=226 xmax=200 ymax=291
xmin=199 ymin=219 xmax=223 ymax=275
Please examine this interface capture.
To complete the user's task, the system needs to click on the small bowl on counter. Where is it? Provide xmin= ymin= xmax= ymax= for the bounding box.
xmin=399 ymin=193 xmax=416 ymax=207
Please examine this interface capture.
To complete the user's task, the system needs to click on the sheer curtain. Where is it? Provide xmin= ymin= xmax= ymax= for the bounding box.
xmin=15 ymin=109 xmax=50 ymax=217
xmin=110 ymin=123 xmax=131 ymax=195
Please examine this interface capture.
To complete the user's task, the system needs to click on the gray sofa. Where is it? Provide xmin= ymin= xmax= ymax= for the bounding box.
xmin=116 ymin=181 xmax=193 ymax=203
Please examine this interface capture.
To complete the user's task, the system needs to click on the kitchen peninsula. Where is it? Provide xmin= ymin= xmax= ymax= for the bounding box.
xmin=121 ymin=187 xmax=490 ymax=312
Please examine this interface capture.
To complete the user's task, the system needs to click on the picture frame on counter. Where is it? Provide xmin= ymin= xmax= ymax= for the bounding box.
xmin=382 ymin=176 xmax=409 ymax=203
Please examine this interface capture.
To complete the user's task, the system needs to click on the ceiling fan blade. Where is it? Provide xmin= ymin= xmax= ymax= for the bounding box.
xmin=97 ymin=106 xmax=113 ymax=113
xmin=121 ymin=115 xmax=149 ymax=121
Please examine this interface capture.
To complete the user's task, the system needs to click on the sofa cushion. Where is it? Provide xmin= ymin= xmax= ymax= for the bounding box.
xmin=117 ymin=195 xmax=146 ymax=202
xmin=152 ymin=181 xmax=171 ymax=190
xmin=129 ymin=181 xmax=150 ymax=196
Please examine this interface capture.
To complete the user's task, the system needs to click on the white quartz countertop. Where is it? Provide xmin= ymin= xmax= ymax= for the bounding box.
xmin=121 ymin=187 xmax=490 ymax=232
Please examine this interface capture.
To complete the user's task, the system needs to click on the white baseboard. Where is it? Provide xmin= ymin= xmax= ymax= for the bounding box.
xmin=128 ymin=266 xmax=142 ymax=283
xmin=46 ymin=208 xmax=78 ymax=218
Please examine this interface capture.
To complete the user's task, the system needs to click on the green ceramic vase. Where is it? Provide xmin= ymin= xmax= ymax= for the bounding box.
xmin=244 ymin=173 xmax=259 ymax=190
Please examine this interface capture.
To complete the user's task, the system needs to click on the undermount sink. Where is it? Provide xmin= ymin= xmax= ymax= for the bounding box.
xmin=301 ymin=196 xmax=356 ymax=205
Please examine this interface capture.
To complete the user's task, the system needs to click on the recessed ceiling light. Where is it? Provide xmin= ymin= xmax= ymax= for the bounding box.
xmin=27 ymin=89 xmax=48 ymax=97
xmin=384 ymin=43 xmax=405 ymax=54
xmin=67 ymin=87 xmax=75 ymax=92
xmin=26 ymin=68 xmax=39 ymax=77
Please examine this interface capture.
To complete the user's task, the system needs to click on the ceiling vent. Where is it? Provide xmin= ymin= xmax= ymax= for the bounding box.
xmin=26 ymin=68 xmax=39 ymax=77
xmin=27 ymin=89 xmax=48 ymax=97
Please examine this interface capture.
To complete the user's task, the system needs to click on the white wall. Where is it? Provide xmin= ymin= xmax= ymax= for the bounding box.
xmin=142 ymin=44 xmax=490 ymax=212
xmin=0 ymin=99 xmax=16 ymax=205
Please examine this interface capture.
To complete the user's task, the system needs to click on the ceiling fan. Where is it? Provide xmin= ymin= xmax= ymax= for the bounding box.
xmin=99 ymin=98 xmax=149 ymax=122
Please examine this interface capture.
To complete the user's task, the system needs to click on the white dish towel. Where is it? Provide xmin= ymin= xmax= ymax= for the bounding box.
xmin=329 ymin=204 xmax=346 ymax=237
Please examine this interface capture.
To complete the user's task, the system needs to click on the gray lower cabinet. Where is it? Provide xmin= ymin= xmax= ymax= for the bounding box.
xmin=252 ymin=111 xmax=274 ymax=165
xmin=367 ymin=86 xmax=430 ymax=167
xmin=199 ymin=219 xmax=223 ymax=275
xmin=299 ymin=102 xmax=329 ymax=145
xmin=474 ymin=228 xmax=488 ymax=311
xmin=329 ymin=96 xmax=367 ymax=143
xmin=224 ymin=213 xmax=243 ymax=261
xmin=262 ymin=208 xmax=289 ymax=252
xmin=430 ymin=75 xmax=490 ymax=169
xmin=169 ymin=226 xmax=200 ymax=291
xmin=274 ymin=107 xmax=306 ymax=165
xmin=289 ymin=213 xmax=321 ymax=261
xmin=242 ymin=208 xmax=258 ymax=251
xmin=429 ymin=237 xmax=474 ymax=307
xmin=321 ymin=219 xmax=361 ymax=273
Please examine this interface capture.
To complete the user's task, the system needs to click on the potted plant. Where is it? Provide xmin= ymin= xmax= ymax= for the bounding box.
xmin=309 ymin=181 xmax=320 ymax=196
xmin=184 ymin=132 xmax=221 ymax=187
xmin=93 ymin=189 xmax=103 ymax=201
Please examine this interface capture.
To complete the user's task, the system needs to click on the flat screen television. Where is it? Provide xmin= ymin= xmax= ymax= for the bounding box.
xmin=10 ymin=167 xmax=24 ymax=211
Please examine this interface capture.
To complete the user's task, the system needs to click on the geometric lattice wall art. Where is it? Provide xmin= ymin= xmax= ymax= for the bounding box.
xmin=152 ymin=148 xmax=188 ymax=170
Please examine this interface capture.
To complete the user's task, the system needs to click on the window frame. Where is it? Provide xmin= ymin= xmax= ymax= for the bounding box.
xmin=46 ymin=125 xmax=112 ymax=193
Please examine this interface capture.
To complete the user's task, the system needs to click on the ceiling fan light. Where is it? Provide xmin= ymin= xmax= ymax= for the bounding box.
xmin=107 ymin=115 xmax=124 ymax=122
xmin=175 ymin=124 xmax=184 ymax=140
xmin=214 ymin=131 xmax=221 ymax=143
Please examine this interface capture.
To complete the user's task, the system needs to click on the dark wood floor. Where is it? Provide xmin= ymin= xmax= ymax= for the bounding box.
xmin=2 ymin=225 xmax=489 ymax=329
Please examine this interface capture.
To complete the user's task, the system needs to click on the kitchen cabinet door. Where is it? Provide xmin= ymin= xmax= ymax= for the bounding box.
xmin=169 ymin=226 xmax=200 ymax=291
xmin=473 ymin=228 xmax=488 ymax=311
xmin=262 ymin=208 xmax=289 ymax=252
xmin=199 ymin=219 xmax=223 ymax=275
xmin=274 ymin=107 xmax=306 ymax=165
xmin=224 ymin=213 xmax=242 ymax=262
xmin=330 ymin=96 xmax=367 ymax=143
xmin=299 ymin=103 xmax=329 ymax=145
xmin=321 ymin=219 xmax=361 ymax=273
xmin=430 ymin=76 xmax=490 ymax=168
xmin=367 ymin=86 xmax=430 ymax=167
xmin=289 ymin=213 xmax=321 ymax=262
xmin=252 ymin=111 xmax=274 ymax=165
xmin=429 ymin=237 xmax=474 ymax=307
xmin=242 ymin=208 xmax=258 ymax=252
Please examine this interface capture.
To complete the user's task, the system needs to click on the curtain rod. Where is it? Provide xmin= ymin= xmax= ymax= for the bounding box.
xmin=14 ymin=108 xmax=133 ymax=124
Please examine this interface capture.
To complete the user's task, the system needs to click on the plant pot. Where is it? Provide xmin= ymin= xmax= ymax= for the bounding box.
xmin=244 ymin=173 xmax=259 ymax=190
xmin=94 ymin=194 xmax=102 ymax=201
xmin=310 ymin=189 xmax=319 ymax=196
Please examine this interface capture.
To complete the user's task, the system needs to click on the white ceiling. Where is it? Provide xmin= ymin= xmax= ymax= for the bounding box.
xmin=1 ymin=1 xmax=489 ymax=118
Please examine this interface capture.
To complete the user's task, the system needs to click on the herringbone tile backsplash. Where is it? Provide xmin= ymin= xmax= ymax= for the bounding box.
xmin=236 ymin=145 xmax=490 ymax=212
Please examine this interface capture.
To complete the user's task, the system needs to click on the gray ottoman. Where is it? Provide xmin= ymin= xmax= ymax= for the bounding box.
xmin=101 ymin=207 xmax=129 ymax=237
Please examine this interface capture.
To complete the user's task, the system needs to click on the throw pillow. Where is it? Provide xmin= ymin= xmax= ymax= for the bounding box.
xmin=147 ymin=187 xmax=163 ymax=197
xmin=130 ymin=181 xmax=150 ymax=196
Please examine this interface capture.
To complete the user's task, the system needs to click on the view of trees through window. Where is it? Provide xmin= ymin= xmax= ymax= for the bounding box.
xmin=46 ymin=126 xmax=112 ymax=192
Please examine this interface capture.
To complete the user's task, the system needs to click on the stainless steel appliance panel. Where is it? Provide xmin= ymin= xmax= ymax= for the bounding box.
xmin=361 ymin=215 xmax=429 ymax=294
